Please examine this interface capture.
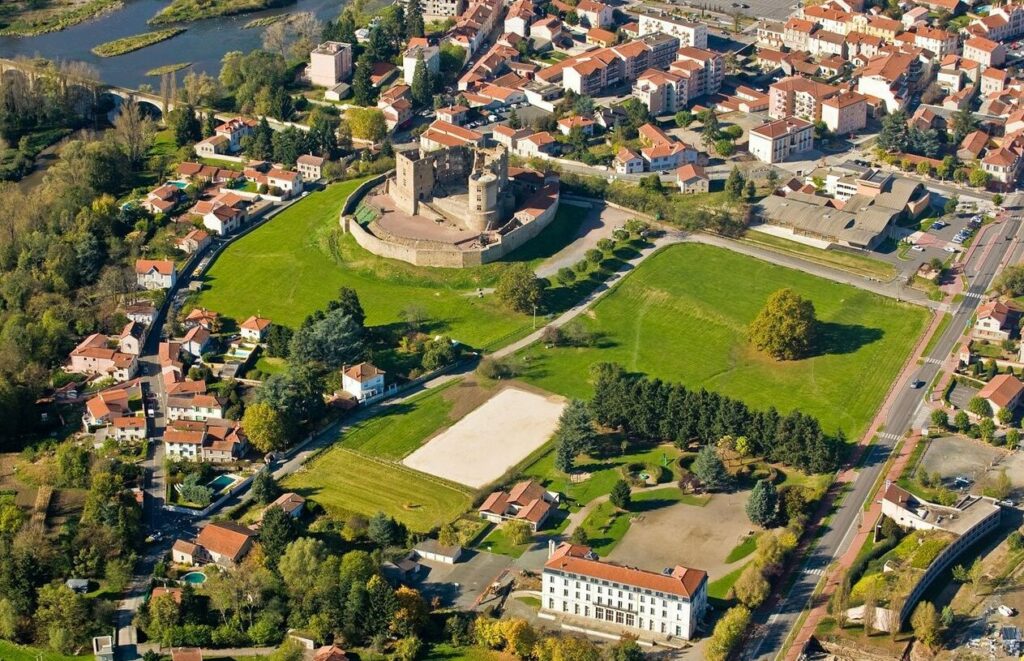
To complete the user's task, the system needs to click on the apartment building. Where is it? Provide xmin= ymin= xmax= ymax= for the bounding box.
xmin=768 ymin=76 xmax=839 ymax=121
xmin=749 ymin=117 xmax=813 ymax=164
xmin=912 ymin=26 xmax=957 ymax=58
xmin=542 ymin=542 xmax=708 ymax=640
xmin=505 ymin=0 xmax=535 ymax=36
xmin=674 ymin=46 xmax=722 ymax=97
xmin=821 ymin=90 xmax=867 ymax=135
xmin=636 ymin=12 xmax=708 ymax=49
xmin=403 ymin=39 xmax=440 ymax=84
xmin=633 ymin=69 xmax=687 ymax=115
xmin=800 ymin=4 xmax=851 ymax=34
xmin=964 ymin=36 xmax=1006 ymax=69
xmin=856 ymin=51 xmax=916 ymax=113
xmin=309 ymin=42 xmax=353 ymax=88
xmin=420 ymin=0 xmax=465 ymax=17
xmin=576 ymin=0 xmax=614 ymax=28
xmin=969 ymin=4 xmax=1024 ymax=41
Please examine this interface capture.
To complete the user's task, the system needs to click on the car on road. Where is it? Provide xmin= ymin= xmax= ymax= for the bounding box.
xmin=911 ymin=245 xmax=925 ymax=251
xmin=944 ymin=246 xmax=958 ymax=253
xmin=909 ymin=379 xmax=924 ymax=389
xmin=931 ymin=221 xmax=947 ymax=229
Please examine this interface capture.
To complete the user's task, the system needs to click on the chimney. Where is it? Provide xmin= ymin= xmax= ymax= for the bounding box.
xmin=548 ymin=539 xmax=556 ymax=558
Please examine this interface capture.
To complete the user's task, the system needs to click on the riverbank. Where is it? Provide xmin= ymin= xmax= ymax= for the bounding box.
xmin=0 ymin=0 xmax=122 ymax=36
xmin=148 ymin=0 xmax=296 ymax=25
xmin=92 ymin=28 xmax=185 ymax=57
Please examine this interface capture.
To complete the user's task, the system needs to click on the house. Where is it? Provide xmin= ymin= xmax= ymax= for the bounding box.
xmin=135 ymin=259 xmax=177 ymax=290
xmin=749 ymin=117 xmax=813 ymax=164
xmin=420 ymin=120 xmax=485 ymax=151
xmin=856 ymin=51 xmax=917 ymax=113
xmin=163 ymin=427 xmax=206 ymax=461
xmin=676 ymin=164 xmax=709 ymax=194
xmin=479 ymin=479 xmax=559 ymax=530
xmin=542 ymin=542 xmax=708 ymax=640
xmin=181 ymin=326 xmax=212 ymax=358
xmin=268 ymin=492 xmax=306 ymax=519
xmin=167 ymin=394 xmax=224 ymax=422
xmin=171 ymin=539 xmax=203 ymax=565
xmin=240 ymin=315 xmax=272 ymax=342
xmin=151 ymin=587 xmax=183 ymax=603
xmin=112 ymin=416 xmax=147 ymax=442
xmin=141 ymin=184 xmax=183 ymax=215
xmin=194 ymin=135 xmax=229 ymax=158
xmin=83 ymin=384 xmax=135 ymax=429
xmin=93 ymin=636 xmax=114 ymax=661
xmin=118 ymin=321 xmax=145 ymax=356
xmin=309 ymin=41 xmax=353 ymax=88
xmin=195 ymin=521 xmax=257 ymax=566
xmin=958 ymin=130 xmax=989 ymax=162
xmin=342 ymin=362 xmax=386 ymax=402
xmin=613 ymin=147 xmax=644 ymax=174
xmin=964 ymin=36 xmax=1006 ymax=70
xmin=975 ymin=300 xmax=1013 ymax=341
xmin=70 ymin=334 xmax=138 ymax=382
xmin=517 ymin=131 xmax=559 ymax=158
xmin=403 ymin=40 xmax=441 ymax=85
xmin=413 ymin=538 xmax=463 ymax=564
xmin=176 ymin=229 xmax=211 ymax=255
xmin=313 ymin=645 xmax=349 ymax=661
xmin=979 ymin=374 xmax=1024 ymax=417
xmin=587 ymin=27 xmax=618 ymax=47
xmin=557 ymin=115 xmax=596 ymax=137
xmin=296 ymin=154 xmax=326 ymax=182
xmin=575 ymin=0 xmax=613 ymax=28
xmin=437 ymin=105 xmax=470 ymax=126
xmin=214 ymin=117 xmax=258 ymax=153
xmin=126 ymin=301 xmax=157 ymax=326
xmin=184 ymin=308 xmax=219 ymax=331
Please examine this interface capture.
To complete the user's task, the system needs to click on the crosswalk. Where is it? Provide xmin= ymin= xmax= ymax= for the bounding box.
xmin=877 ymin=432 xmax=902 ymax=442
xmin=922 ymin=357 xmax=943 ymax=366
xmin=962 ymin=291 xmax=984 ymax=300
xmin=805 ymin=567 xmax=826 ymax=577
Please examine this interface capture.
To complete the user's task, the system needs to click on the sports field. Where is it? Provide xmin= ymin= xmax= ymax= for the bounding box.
xmin=196 ymin=179 xmax=587 ymax=349
xmin=402 ymin=387 xmax=565 ymax=488
xmin=281 ymin=448 xmax=471 ymax=532
xmin=516 ymin=244 xmax=929 ymax=437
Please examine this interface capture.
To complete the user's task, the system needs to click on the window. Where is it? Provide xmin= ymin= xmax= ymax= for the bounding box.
xmin=615 ymin=611 xmax=624 ymax=624
xmin=595 ymin=607 xmax=604 ymax=619
xmin=549 ymin=598 xmax=555 ymax=608
xmin=574 ymin=604 xmax=580 ymax=614
xmin=626 ymin=614 xmax=635 ymax=627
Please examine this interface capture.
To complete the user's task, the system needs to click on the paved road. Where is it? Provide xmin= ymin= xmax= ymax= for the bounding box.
xmin=744 ymin=211 xmax=1024 ymax=661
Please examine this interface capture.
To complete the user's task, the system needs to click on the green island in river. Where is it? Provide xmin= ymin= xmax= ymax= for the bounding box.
xmin=91 ymin=28 xmax=186 ymax=57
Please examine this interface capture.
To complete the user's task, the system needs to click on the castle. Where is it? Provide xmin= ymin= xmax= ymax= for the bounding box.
xmin=390 ymin=144 xmax=516 ymax=233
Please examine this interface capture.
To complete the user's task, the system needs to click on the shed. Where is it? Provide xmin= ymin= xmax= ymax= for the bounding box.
xmin=66 ymin=578 xmax=90 ymax=594
xmin=414 ymin=538 xmax=463 ymax=564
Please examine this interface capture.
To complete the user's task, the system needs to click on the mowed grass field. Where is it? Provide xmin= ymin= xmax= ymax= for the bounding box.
xmin=281 ymin=448 xmax=471 ymax=532
xmin=342 ymin=381 xmax=456 ymax=459
xmin=196 ymin=179 xmax=587 ymax=350
xmin=516 ymin=244 xmax=930 ymax=437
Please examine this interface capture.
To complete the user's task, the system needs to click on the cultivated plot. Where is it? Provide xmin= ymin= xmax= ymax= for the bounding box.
xmin=402 ymin=387 xmax=566 ymax=488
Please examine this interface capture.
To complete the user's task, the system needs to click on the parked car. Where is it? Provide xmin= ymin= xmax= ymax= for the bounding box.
xmin=944 ymin=246 xmax=958 ymax=253
xmin=911 ymin=245 xmax=925 ymax=252
xmin=931 ymin=221 xmax=947 ymax=229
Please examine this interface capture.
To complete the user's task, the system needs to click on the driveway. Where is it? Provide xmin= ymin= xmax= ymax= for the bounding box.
xmin=412 ymin=550 xmax=514 ymax=609
xmin=534 ymin=200 xmax=627 ymax=279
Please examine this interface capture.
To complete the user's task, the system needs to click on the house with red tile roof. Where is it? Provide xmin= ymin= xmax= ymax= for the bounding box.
xmin=194 ymin=521 xmax=256 ymax=566
xmin=975 ymin=300 xmax=1014 ymax=341
xmin=979 ymin=374 xmax=1024 ymax=417
xmin=136 ymin=259 xmax=177 ymax=290
xmin=70 ymin=334 xmax=138 ymax=382
xmin=479 ymin=479 xmax=559 ymax=530
xmin=240 ymin=315 xmax=272 ymax=342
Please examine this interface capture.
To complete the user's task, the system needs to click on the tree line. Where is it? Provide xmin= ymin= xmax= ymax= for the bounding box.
xmin=587 ymin=363 xmax=842 ymax=473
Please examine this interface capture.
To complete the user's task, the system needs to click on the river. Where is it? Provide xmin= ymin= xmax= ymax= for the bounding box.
xmin=0 ymin=0 xmax=345 ymax=89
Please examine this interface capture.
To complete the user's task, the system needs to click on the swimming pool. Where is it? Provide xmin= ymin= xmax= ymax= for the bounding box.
xmin=207 ymin=475 xmax=237 ymax=491
xmin=168 ymin=180 xmax=189 ymax=189
xmin=181 ymin=571 xmax=206 ymax=585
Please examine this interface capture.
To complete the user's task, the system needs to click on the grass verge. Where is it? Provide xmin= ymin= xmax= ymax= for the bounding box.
xmin=742 ymin=231 xmax=897 ymax=281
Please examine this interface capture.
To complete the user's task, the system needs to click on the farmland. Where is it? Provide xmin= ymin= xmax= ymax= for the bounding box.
xmin=514 ymin=243 xmax=929 ymax=437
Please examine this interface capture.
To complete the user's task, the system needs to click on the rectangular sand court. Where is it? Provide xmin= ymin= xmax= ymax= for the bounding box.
xmin=402 ymin=387 xmax=565 ymax=488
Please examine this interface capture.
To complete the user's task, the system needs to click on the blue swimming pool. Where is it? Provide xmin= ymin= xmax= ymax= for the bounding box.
xmin=181 ymin=571 xmax=206 ymax=585
xmin=208 ymin=475 xmax=236 ymax=490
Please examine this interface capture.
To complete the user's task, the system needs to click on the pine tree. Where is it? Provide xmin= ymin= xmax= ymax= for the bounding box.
xmin=745 ymin=479 xmax=778 ymax=527
xmin=509 ymin=108 xmax=521 ymax=129
xmin=353 ymin=55 xmax=377 ymax=107
xmin=411 ymin=53 xmax=430 ymax=108
xmin=610 ymin=480 xmax=632 ymax=509
xmin=725 ymin=166 xmax=746 ymax=200
xmin=553 ymin=399 xmax=595 ymax=472
xmin=366 ymin=575 xmax=399 ymax=636
xmin=692 ymin=444 xmax=731 ymax=491
xmin=406 ymin=0 xmax=425 ymax=38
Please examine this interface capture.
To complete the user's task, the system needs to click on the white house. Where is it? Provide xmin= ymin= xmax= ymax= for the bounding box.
xmin=414 ymin=538 xmax=463 ymax=564
xmin=975 ymin=300 xmax=1013 ymax=341
xmin=613 ymin=147 xmax=644 ymax=174
xmin=135 ymin=260 xmax=177 ymax=290
xmin=112 ymin=416 xmax=147 ymax=442
xmin=342 ymin=362 xmax=386 ymax=401
xmin=240 ymin=315 xmax=272 ymax=342
xmin=296 ymin=154 xmax=326 ymax=181
xmin=542 ymin=542 xmax=708 ymax=640
xmin=166 ymin=394 xmax=224 ymax=422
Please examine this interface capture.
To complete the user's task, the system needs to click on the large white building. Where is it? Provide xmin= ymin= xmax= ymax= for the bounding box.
xmin=309 ymin=41 xmax=353 ymax=88
xmin=541 ymin=542 xmax=708 ymax=640
xmin=636 ymin=12 xmax=708 ymax=49
xmin=748 ymin=117 xmax=813 ymax=164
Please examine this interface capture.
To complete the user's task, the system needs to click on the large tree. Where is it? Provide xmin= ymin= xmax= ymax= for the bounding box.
xmin=243 ymin=402 xmax=289 ymax=453
xmin=352 ymin=55 xmax=377 ymax=107
xmin=496 ymin=263 xmax=544 ymax=313
xmin=553 ymin=399 xmax=595 ymax=472
xmin=691 ymin=444 xmax=731 ymax=491
xmin=748 ymin=288 xmax=818 ymax=360
xmin=745 ymin=479 xmax=779 ymax=527
xmin=260 ymin=505 xmax=298 ymax=571
xmin=289 ymin=307 xmax=365 ymax=369
xmin=406 ymin=0 xmax=425 ymax=39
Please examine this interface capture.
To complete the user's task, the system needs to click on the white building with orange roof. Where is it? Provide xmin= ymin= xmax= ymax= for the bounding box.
xmin=613 ymin=147 xmax=644 ymax=174
xmin=420 ymin=119 xmax=485 ymax=151
xmin=637 ymin=12 xmax=707 ymax=48
xmin=749 ymin=117 xmax=813 ymax=164
xmin=768 ymin=76 xmax=839 ymax=121
xmin=633 ymin=69 xmax=687 ymax=115
xmin=675 ymin=46 xmax=723 ymax=97
xmin=240 ymin=315 xmax=272 ymax=342
xmin=821 ymin=90 xmax=867 ymax=134
xmin=982 ymin=144 xmax=1023 ymax=187
xmin=505 ymin=0 xmax=535 ymax=36
xmin=479 ymin=479 xmax=559 ymax=530
xmin=911 ymin=26 xmax=957 ymax=59
xmin=531 ymin=15 xmax=563 ymax=42
xmin=341 ymin=362 xmax=386 ymax=402
xmin=214 ymin=117 xmax=258 ymax=152
xmin=964 ymin=36 xmax=1006 ymax=70
xmin=403 ymin=39 xmax=440 ymax=84
xmin=516 ymin=131 xmax=559 ymax=158
xmin=801 ymin=4 xmax=851 ymax=34
xmin=437 ymin=104 xmax=470 ymax=125
xmin=981 ymin=67 xmax=1008 ymax=96
xmin=557 ymin=115 xmax=596 ymax=137
xmin=542 ymin=541 xmax=708 ymax=639
xmin=676 ymin=163 xmax=708 ymax=194
xmin=135 ymin=259 xmax=177 ymax=290
xmin=856 ymin=51 xmax=916 ymax=112
xmin=575 ymin=0 xmax=613 ymax=28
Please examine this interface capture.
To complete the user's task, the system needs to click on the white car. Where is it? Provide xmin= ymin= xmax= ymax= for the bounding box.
xmin=944 ymin=246 xmax=958 ymax=253
xmin=911 ymin=245 xmax=925 ymax=252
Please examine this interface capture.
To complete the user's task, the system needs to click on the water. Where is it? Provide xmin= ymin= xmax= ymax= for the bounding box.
xmin=0 ymin=0 xmax=345 ymax=88
xmin=208 ymin=474 xmax=238 ymax=490
xmin=181 ymin=571 xmax=207 ymax=584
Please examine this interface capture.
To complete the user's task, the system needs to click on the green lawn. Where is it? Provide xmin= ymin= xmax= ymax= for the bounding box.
xmin=480 ymin=524 xmax=532 ymax=558
xmin=424 ymin=644 xmax=506 ymax=661
xmin=341 ymin=381 xmax=456 ymax=459
xmin=197 ymin=180 xmax=588 ymax=350
xmin=725 ymin=533 xmax=761 ymax=563
xmin=0 ymin=641 xmax=89 ymax=661
xmin=577 ymin=501 xmax=631 ymax=555
xmin=515 ymin=244 xmax=929 ymax=437
xmin=253 ymin=355 xmax=287 ymax=376
xmin=742 ymin=231 xmax=897 ymax=281
xmin=524 ymin=445 xmax=681 ymax=506
xmin=708 ymin=562 xmax=749 ymax=601
xmin=280 ymin=448 xmax=471 ymax=532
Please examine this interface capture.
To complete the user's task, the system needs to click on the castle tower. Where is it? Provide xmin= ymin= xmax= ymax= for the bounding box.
xmin=394 ymin=151 xmax=434 ymax=216
xmin=467 ymin=168 xmax=501 ymax=232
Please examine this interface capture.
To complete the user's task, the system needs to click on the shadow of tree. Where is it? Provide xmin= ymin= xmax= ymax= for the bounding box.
xmin=808 ymin=321 xmax=884 ymax=358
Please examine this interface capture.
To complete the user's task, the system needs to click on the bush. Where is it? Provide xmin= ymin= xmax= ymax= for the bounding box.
xmin=477 ymin=356 xmax=519 ymax=380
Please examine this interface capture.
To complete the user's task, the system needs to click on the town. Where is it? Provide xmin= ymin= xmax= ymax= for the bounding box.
xmin=4 ymin=0 xmax=1024 ymax=657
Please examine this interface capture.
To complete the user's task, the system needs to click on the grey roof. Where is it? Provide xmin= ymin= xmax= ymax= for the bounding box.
xmin=414 ymin=537 xmax=463 ymax=557
xmin=756 ymin=194 xmax=896 ymax=248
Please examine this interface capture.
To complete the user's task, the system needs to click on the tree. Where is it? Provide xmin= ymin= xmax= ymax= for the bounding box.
xmin=570 ymin=527 xmax=589 ymax=545
xmin=411 ymin=53 xmax=431 ymax=108
xmin=968 ymin=396 xmax=992 ymax=418
xmin=911 ymin=601 xmax=941 ymax=650
xmin=113 ymin=101 xmax=155 ymax=168
xmin=744 ymin=179 xmax=757 ymax=200
xmin=767 ymin=169 xmax=780 ymax=191
xmin=692 ymin=444 xmax=731 ymax=491
xmin=725 ymin=166 xmax=745 ymax=200
xmin=505 ymin=519 xmax=532 ymax=546
xmin=995 ymin=265 xmax=1024 ymax=296
xmin=831 ymin=571 xmax=850 ymax=628
xmin=700 ymin=110 xmax=720 ymax=148
xmin=952 ymin=558 xmax=985 ymax=595
xmin=251 ymin=468 xmax=281 ymax=504
xmin=609 ymin=479 xmax=632 ymax=509
xmin=290 ymin=307 xmax=365 ymax=369
xmin=422 ymin=335 xmax=458 ymax=371
xmin=34 ymin=584 xmax=89 ymax=653
xmin=243 ymin=402 xmax=289 ymax=453
xmin=954 ymin=410 xmax=970 ymax=432
xmin=733 ymin=564 xmax=769 ymax=608
xmin=556 ymin=267 xmax=576 ymax=286
xmin=553 ymin=399 xmax=595 ymax=472
xmin=930 ymin=409 xmax=949 ymax=429
xmin=994 ymin=193 xmax=1005 ymax=207
xmin=969 ymin=166 xmax=991 ymax=188
xmin=406 ymin=0 xmax=425 ymax=37
xmin=496 ymin=263 xmax=544 ymax=313
xmin=706 ymin=606 xmax=750 ymax=661
xmin=986 ymin=469 xmax=1012 ymax=500
xmin=675 ymin=110 xmax=693 ymax=128
xmin=346 ymin=107 xmax=387 ymax=143
xmin=951 ymin=107 xmax=978 ymax=144
xmin=748 ymin=288 xmax=818 ymax=360
xmin=368 ymin=512 xmax=404 ymax=547
xmin=877 ymin=110 xmax=910 ymax=152
xmin=56 ymin=442 xmax=90 ymax=488
xmin=1008 ymin=427 xmax=1021 ymax=448
xmin=715 ymin=139 xmax=736 ymax=157
xmin=438 ymin=522 xmax=459 ymax=547
xmin=169 ymin=104 xmax=201 ymax=147
xmin=746 ymin=479 xmax=779 ymax=527
xmin=352 ymin=55 xmax=377 ymax=106
xmin=330 ymin=286 xmax=366 ymax=327
xmin=261 ymin=505 xmax=298 ymax=570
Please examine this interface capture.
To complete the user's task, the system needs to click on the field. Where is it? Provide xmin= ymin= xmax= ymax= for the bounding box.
xmin=0 ymin=640 xmax=90 ymax=661
xmin=514 ymin=244 xmax=929 ymax=437
xmin=402 ymin=387 xmax=565 ymax=488
xmin=196 ymin=179 xmax=588 ymax=350
xmin=343 ymin=381 xmax=457 ymax=459
xmin=281 ymin=448 xmax=471 ymax=532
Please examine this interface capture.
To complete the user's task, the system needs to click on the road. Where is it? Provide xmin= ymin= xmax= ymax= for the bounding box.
xmin=745 ymin=209 xmax=1024 ymax=661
